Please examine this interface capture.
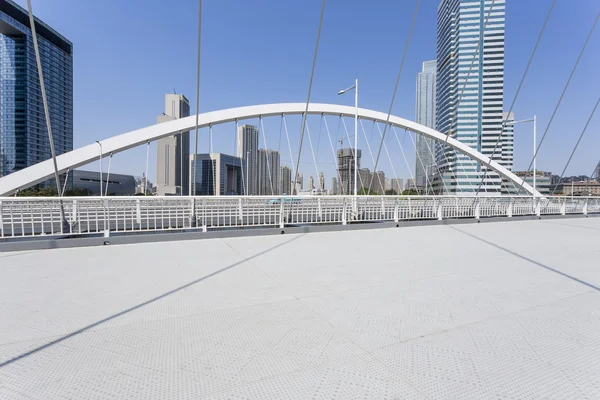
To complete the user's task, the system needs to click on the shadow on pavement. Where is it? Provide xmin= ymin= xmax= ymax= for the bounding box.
xmin=0 ymin=234 xmax=305 ymax=369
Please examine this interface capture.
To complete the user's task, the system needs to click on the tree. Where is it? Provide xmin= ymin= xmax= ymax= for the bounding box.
xmin=401 ymin=189 xmax=419 ymax=196
xmin=64 ymin=188 xmax=93 ymax=196
xmin=358 ymin=187 xmax=379 ymax=195
xmin=385 ymin=189 xmax=398 ymax=195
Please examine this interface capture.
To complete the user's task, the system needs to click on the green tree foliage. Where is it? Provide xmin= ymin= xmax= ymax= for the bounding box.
xmin=358 ymin=187 xmax=379 ymax=195
xmin=401 ymin=189 xmax=419 ymax=196
xmin=385 ymin=189 xmax=398 ymax=195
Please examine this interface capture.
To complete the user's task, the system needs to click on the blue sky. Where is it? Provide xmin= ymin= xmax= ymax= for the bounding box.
xmin=17 ymin=0 xmax=600 ymax=185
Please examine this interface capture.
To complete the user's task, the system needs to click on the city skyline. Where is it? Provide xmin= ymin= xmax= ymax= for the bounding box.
xmin=1 ymin=0 xmax=598 ymax=194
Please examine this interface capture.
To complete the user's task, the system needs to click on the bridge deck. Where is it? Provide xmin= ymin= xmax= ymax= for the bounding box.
xmin=1 ymin=218 xmax=599 ymax=399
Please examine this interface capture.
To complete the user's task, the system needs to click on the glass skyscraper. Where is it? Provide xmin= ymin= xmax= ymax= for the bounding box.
xmin=435 ymin=0 xmax=506 ymax=193
xmin=0 ymin=0 xmax=73 ymax=178
xmin=415 ymin=60 xmax=437 ymax=192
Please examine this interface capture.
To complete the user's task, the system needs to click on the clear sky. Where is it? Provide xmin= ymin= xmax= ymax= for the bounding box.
xmin=16 ymin=0 xmax=600 ymax=185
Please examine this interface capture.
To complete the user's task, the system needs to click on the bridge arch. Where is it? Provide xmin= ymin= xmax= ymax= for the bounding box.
xmin=0 ymin=103 xmax=537 ymax=196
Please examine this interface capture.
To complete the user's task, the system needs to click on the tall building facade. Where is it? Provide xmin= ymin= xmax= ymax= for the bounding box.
xmin=156 ymin=94 xmax=190 ymax=195
xmin=308 ymin=176 xmax=315 ymax=190
xmin=0 ymin=0 xmax=73 ymax=179
xmin=237 ymin=125 xmax=259 ymax=195
xmin=318 ymin=172 xmax=325 ymax=191
xmin=257 ymin=149 xmax=280 ymax=195
xmin=415 ymin=60 xmax=437 ymax=190
xmin=190 ymin=153 xmax=243 ymax=196
xmin=391 ymin=178 xmax=404 ymax=194
xmin=330 ymin=177 xmax=338 ymax=195
xmin=435 ymin=0 xmax=506 ymax=193
xmin=337 ymin=148 xmax=361 ymax=196
xmin=372 ymin=171 xmax=386 ymax=195
xmin=280 ymin=165 xmax=292 ymax=194
xmin=294 ymin=172 xmax=303 ymax=194
xmin=500 ymin=111 xmax=514 ymax=171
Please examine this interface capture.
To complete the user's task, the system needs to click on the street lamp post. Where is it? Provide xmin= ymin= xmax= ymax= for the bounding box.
xmin=338 ymin=79 xmax=358 ymax=198
xmin=504 ymin=115 xmax=536 ymax=196
xmin=95 ymin=141 xmax=103 ymax=196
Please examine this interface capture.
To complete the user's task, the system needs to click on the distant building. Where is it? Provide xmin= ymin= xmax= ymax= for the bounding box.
xmin=318 ymin=172 xmax=325 ymax=191
xmin=190 ymin=153 xmax=243 ymax=196
xmin=391 ymin=178 xmax=403 ymax=194
xmin=308 ymin=176 xmax=315 ymax=190
xmin=257 ymin=149 xmax=280 ymax=195
xmin=280 ymin=165 xmax=292 ymax=195
xmin=562 ymin=181 xmax=600 ymax=197
xmin=405 ymin=179 xmax=416 ymax=191
xmin=337 ymin=148 xmax=361 ymax=195
xmin=237 ymin=125 xmax=259 ymax=195
xmin=156 ymin=94 xmax=190 ymax=195
xmin=385 ymin=178 xmax=392 ymax=192
xmin=330 ymin=177 xmax=338 ymax=195
xmin=593 ymin=161 xmax=600 ymax=181
xmin=372 ymin=171 xmax=386 ymax=195
xmin=415 ymin=60 xmax=436 ymax=190
xmin=358 ymin=168 xmax=372 ymax=192
xmin=72 ymin=170 xmax=135 ymax=196
xmin=503 ymin=171 xmax=552 ymax=195
xmin=0 ymin=1 xmax=73 ymax=181
xmin=135 ymin=174 xmax=152 ymax=195
xmin=294 ymin=172 xmax=303 ymax=194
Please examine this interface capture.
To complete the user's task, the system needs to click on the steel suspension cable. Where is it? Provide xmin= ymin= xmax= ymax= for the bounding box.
xmin=371 ymin=121 xmax=400 ymax=194
xmin=358 ymin=120 xmax=384 ymax=194
xmin=341 ymin=118 xmax=365 ymax=191
xmin=369 ymin=0 xmax=420 ymax=194
xmin=475 ymin=0 xmax=557 ymax=195
xmin=105 ymin=154 xmax=113 ymax=196
xmin=422 ymin=136 xmax=450 ymax=194
xmin=519 ymin=11 xmax=599 ymax=191
xmin=304 ymin=118 xmax=321 ymax=187
xmin=237 ymin=120 xmax=247 ymax=196
xmin=550 ymin=96 xmax=600 ymax=195
xmin=323 ymin=116 xmax=345 ymax=195
xmin=392 ymin=126 xmax=419 ymax=193
xmin=282 ymin=115 xmax=295 ymax=171
xmin=192 ymin=0 xmax=203 ymax=197
xmin=26 ymin=0 xmax=66 ymax=228
xmin=292 ymin=0 xmax=326 ymax=195
xmin=407 ymin=130 xmax=435 ymax=195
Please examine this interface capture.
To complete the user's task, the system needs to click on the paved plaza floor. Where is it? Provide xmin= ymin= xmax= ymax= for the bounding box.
xmin=1 ymin=218 xmax=599 ymax=399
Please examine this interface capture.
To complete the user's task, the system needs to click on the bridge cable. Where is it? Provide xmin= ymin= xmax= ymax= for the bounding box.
xmin=105 ymin=154 xmax=113 ymax=196
xmin=210 ymin=125 xmax=217 ymax=195
xmin=292 ymin=0 xmax=326 ymax=195
xmin=518 ymin=10 xmax=599 ymax=193
xmin=372 ymin=121 xmax=400 ymax=194
xmin=305 ymin=119 xmax=322 ymax=190
xmin=358 ymin=120 xmax=385 ymax=194
xmin=259 ymin=117 xmax=275 ymax=195
xmin=237 ymin=120 xmax=248 ymax=196
xmin=144 ymin=141 xmax=150 ymax=195
xmin=369 ymin=0 xmax=420 ymax=194
xmin=61 ymin=169 xmax=70 ymax=196
xmin=192 ymin=0 xmax=203 ymax=197
xmin=475 ymin=0 xmax=557 ymax=196
xmin=323 ymin=116 xmax=345 ymax=195
xmin=341 ymin=118 xmax=365 ymax=191
xmin=422 ymin=135 xmax=449 ymax=195
xmin=26 ymin=0 xmax=66 ymax=226
xmin=549 ymin=96 xmax=600 ymax=196
xmin=392 ymin=126 xmax=419 ymax=193
xmin=407 ymin=130 xmax=435 ymax=195
xmin=282 ymin=116 xmax=295 ymax=174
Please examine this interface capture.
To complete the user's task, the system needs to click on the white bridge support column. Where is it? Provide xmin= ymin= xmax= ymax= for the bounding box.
xmin=535 ymin=198 xmax=541 ymax=217
xmin=437 ymin=199 xmax=443 ymax=221
xmin=393 ymin=200 xmax=399 ymax=223
xmin=507 ymin=199 xmax=514 ymax=217
xmin=135 ymin=199 xmax=141 ymax=227
xmin=475 ymin=199 xmax=481 ymax=220
xmin=560 ymin=198 xmax=566 ymax=215
xmin=279 ymin=199 xmax=285 ymax=229
xmin=342 ymin=199 xmax=347 ymax=225
xmin=583 ymin=198 xmax=588 ymax=215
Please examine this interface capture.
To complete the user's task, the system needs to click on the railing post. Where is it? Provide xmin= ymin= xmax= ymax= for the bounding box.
xmin=238 ymin=198 xmax=243 ymax=222
xmin=535 ymin=198 xmax=541 ymax=217
xmin=394 ymin=200 xmax=399 ymax=223
xmin=190 ymin=197 xmax=197 ymax=228
xmin=202 ymin=199 xmax=207 ymax=232
xmin=71 ymin=199 xmax=78 ymax=225
xmin=279 ymin=198 xmax=285 ymax=228
xmin=135 ymin=199 xmax=142 ymax=226
xmin=103 ymin=198 xmax=110 ymax=238
xmin=583 ymin=198 xmax=588 ymax=215
xmin=475 ymin=199 xmax=480 ymax=220
xmin=381 ymin=198 xmax=385 ymax=218
xmin=318 ymin=197 xmax=323 ymax=221
xmin=437 ymin=199 xmax=443 ymax=221
xmin=342 ymin=198 xmax=347 ymax=225
xmin=507 ymin=198 xmax=513 ymax=218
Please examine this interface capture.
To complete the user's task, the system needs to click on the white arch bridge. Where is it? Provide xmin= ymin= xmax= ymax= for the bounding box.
xmin=1 ymin=103 xmax=599 ymax=240
xmin=0 ymin=102 xmax=536 ymax=196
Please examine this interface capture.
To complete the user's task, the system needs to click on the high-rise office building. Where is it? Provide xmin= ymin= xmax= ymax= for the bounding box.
xmin=435 ymin=0 xmax=506 ymax=193
xmin=0 ymin=0 xmax=73 ymax=179
xmin=156 ymin=94 xmax=190 ymax=195
xmin=294 ymin=172 xmax=303 ymax=194
xmin=405 ymin=179 xmax=416 ymax=191
xmin=257 ymin=149 xmax=280 ymax=195
xmin=358 ymin=168 xmax=372 ymax=192
xmin=372 ymin=171 xmax=386 ymax=195
xmin=280 ymin=165 xmax=292 ymax=195
xmin=237 ymin=125 xmax=259 ymax=195
xmin=337 ymin=148 xmax=361 ymax=195
xmin=308 ymin=176 xmax=315 ymax=191
xmin=190 ymin=153 xmax=243 ymax=196
xmin=318 ymin=172 xmax=325 ymax=191
xmin=415 ymin=60 xmax=437 ymax=190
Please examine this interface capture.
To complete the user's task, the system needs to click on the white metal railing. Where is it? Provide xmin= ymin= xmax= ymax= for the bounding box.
xmin=0 ymin=195 xmax=598 ymax=240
